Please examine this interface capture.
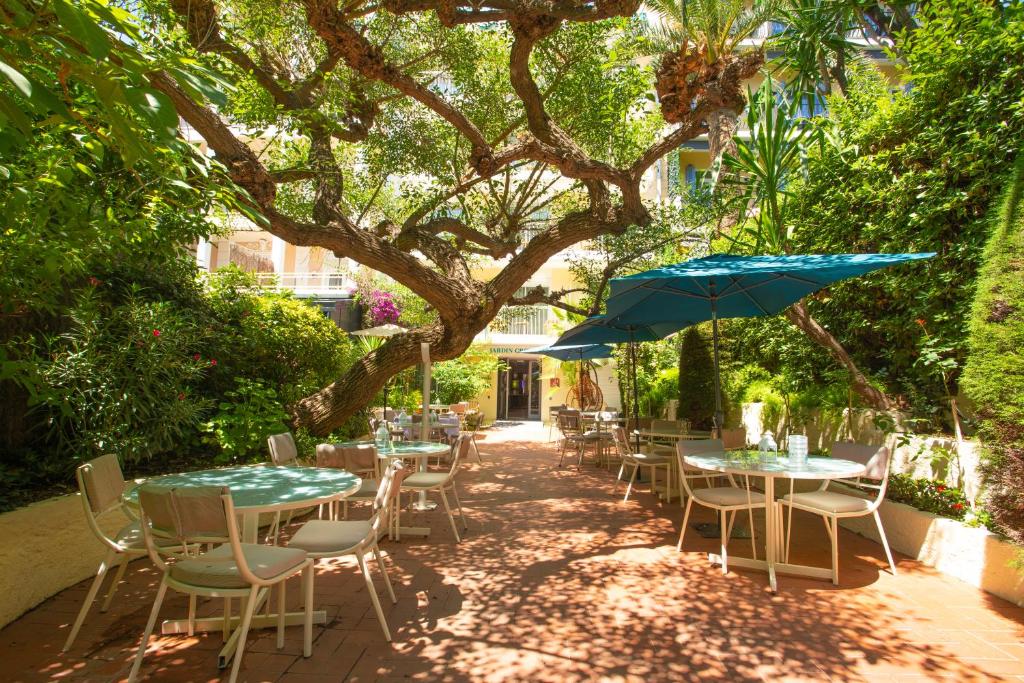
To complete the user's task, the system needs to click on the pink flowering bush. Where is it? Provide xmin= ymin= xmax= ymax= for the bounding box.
xmin=367 ymin=289 xmax=401 ymax=326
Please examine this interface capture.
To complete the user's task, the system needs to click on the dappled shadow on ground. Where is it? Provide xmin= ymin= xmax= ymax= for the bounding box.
xmin=3 ymin=422 xmax=1024 ymax=681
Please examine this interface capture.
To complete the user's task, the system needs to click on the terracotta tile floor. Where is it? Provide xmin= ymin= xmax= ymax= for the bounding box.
xmin=3 ymin=422 xmax=1024 ymax=682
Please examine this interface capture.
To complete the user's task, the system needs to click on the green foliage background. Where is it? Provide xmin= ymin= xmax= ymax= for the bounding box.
xmin=961 ymin=158 xmax=1024 ymax=543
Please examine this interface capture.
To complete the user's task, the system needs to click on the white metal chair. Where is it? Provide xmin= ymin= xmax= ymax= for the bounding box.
xmin=316 ymin=443 xmax=380 ymax=519
xmin=266 ymin=432 xmax=305 ymax=542
xmin=556 ymin=409 xmax=601 ymax=468
xmin=63 ymin=454 xmax=177 ymax=652
xmin=612 ymin=426 xmax=674 ymax=503
xmin=779 ymin=442 xmax=897 ymax=584
xmin=398 ymin=434 xmax=471 ymax=542
xmin=548 ymin=403 xmax=567 ymax=441
xmin=288 ymin=461 xmax=404 ymax=641
xmin=129 ymin=485 xmax=314 ymax=683
xmin=675 ymin=440 xmax=766 ymax=575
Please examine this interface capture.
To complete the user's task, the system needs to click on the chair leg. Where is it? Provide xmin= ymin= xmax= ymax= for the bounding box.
xmin=439 ymin=488 xmax=461 ymax=542
xmin=726 ymin=510 xmax=736 ymax=540
xmin=614 ymin=461 xmax=625 ymax=494
xmin=127 ymin=577 xmax=169 ymax=682
xmin=228 ymin=586 xmax=260 ymax=683
xmin=558 ymin=439 xmax=567 ymax=467
xmin=372 ymin=542 xmax=397 ymax=603
xmin=623 ymin=463 xmax=639 ymax=502
xmin=677 ymin=498 xmax=693 ymax=551
xmin=747 ymin=504 xmax=758 ymax=562
xmin=276 ymin=581 xmax=286 ymax=649
xmin=187 ymin=594 xmax=197 ymax=636
xmin=223 ymin=598 xmax=231 ymax=642
xmin=873 ymin=510 xmax=898 ymax=576
xmin=450 ymin=482 xmax=468 ymax=530
xmin=830 ymin=516 xmax=840 ymax=585
xmin=784 ymin=501 xmax=795 ymax=563
xmin=358 ymin=550 xmax=392 ymax=642
xmin=303 ymin=564 xmax=314 ymax=657
xmin=720 ymin=509 xmax=729 ymax=574
xmin=100 ymin=555 xmax=130 ymax=613
xmin=471 ymin=436 xmax=482 ymax=463
xmin=63 ymin=549 xmax=116 ymax=651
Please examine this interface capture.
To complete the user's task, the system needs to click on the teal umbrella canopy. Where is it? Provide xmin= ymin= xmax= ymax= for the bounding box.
xmin=553 ymin=315 xmax=687 ymax=347
xmin=605 ymin=252 xmax=935 ymax=324
xmin=523 ymin=343 xmax=615 ymax=361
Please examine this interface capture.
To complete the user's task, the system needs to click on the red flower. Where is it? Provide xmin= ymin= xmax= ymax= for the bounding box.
xmin=952 ymin=502 xmax=965 ymax=511
xmin=193 ymin=353 xmax=201 ymax=361
xmin=87 ymin=276 xmax=102 ymax=287
xmin=210 ymin=359 xmax=218 ymax=366
xmin=936 ymin=484 xmax=946 ymax=492
xmin=177 ymin=392 xmax=185 ymax=401
xmin=915 ymin=318 xmax=926 ymax=327
xmin=152 ymin=329 xmax=161 ymax=337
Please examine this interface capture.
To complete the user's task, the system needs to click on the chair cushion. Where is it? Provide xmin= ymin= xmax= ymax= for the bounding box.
xmin=170 ymin=544 xmax=307 ymax=589
xmin=402 ymin=472 xmax=449 ymax=489
xmin=631 ymin=452 xmax=673 ymax=464
xmin=347 ymin=478 xmax=380 ymax=499
xmin=288 ymin=520 xmax=371 ymax=555
xmin=783 ymin=490 xmax=872 ymax=514
xmin=692 ymin=487 xmax=766 ymax=507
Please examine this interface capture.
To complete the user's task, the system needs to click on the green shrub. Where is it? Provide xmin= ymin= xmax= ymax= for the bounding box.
xmin=202 ymin=377 xmax=290 ymax=463
xmin=432 ymin=348 xmax=501 ymax=405
xmin=41 ymin=289 xmax=212 ymax=466
xmin=961 ymin=157 xmax=1024 ymax=544
xmin=205 ymin=266 xmax=357 ymax=406
xmin=678 ymin=327 xmax=716 ymax=429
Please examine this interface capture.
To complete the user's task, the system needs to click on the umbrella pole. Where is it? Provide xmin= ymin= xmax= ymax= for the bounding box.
xmin=711 ymin=300 xmax=724 ymax=438
xmin=578 ymin=352 xmax=583 ymax=411
xmin=629 ymin=329 xmax=640 ymax=452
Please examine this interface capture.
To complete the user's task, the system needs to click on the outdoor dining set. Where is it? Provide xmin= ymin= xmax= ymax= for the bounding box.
xmin=553 ymin=409 xmax=898 ymax=594
xmin=63 ymin=422 xmax=479 ymax=682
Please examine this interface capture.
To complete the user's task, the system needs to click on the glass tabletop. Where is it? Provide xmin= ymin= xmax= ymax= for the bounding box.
xmin=683 ymin=451 xmax=866 ymax=480
xmin=334 ymin=440 xmax=450 ymax=458
xmin=125 ymin=465 xmax=360 ymax=511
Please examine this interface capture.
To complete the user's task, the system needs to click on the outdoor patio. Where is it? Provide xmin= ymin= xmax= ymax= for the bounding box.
xmin=1 ymin=422 xmax=1022 ymax=682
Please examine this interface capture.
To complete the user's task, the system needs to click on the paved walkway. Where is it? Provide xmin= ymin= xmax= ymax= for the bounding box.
xmin=3 ymin=422 xmax=1024 ymax=681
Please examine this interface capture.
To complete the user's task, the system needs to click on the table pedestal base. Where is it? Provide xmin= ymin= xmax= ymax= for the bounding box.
xmin=707 ymin=553 xmax=834 ymax=592
xmin=410 ymin=500 xmax=437 ymax=511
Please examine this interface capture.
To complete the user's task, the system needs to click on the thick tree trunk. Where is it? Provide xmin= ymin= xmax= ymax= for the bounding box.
xmin=707 ymin=108 xmax=739 ymax=166
xmin=784 ymin=301 xmax=895 ymax=411
xmin=292 ymin=308 xmax=491 ymax=435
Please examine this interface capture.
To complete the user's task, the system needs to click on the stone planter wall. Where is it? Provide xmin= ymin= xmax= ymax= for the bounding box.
xmin=837 ymin=494 xmax=1024 ymax=607
xmin=0 ymin=493 xmax=130 ymax=630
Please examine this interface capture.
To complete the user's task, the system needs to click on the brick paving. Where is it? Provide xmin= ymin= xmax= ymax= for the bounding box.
xmin=3 ymin=422 xmax=1024 ymax=682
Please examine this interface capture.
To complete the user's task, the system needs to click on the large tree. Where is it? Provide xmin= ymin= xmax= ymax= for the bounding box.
xmin=140 ymin=0 xmax=755 ymax=434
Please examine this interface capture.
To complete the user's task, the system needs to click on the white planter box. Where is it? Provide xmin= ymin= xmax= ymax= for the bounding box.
xmin=839 ymin=498 xmax=1024 ymax=607
xmin=0 ymin=493 xmax=130 ymax=630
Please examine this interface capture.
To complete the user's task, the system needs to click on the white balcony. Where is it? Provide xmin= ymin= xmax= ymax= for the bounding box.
xmin=253 ymin=271 xmax=355 ymax=298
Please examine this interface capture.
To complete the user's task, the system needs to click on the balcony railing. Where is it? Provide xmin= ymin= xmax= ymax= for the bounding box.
xmin=487 ymin=306 xmax=550 ymax=336
xmin=253 ymin=272 xmax=355 ymax=296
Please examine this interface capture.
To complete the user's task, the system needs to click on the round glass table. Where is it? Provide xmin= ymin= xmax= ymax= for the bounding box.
xmin=126 ymin=465 xmax=360 ymax=544
xmin=682 ymin=451 xmax=866 ymax=592
xmin=334 ymin=440 xmax=451 ymax=532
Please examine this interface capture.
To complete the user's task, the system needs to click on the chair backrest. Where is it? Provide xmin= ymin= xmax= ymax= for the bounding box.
xmin=675 ymin=439 xmax=726 ymax=495
xmin=721 ymin=427 xmax=746 ymax=450
xmin=557 ymin=409 xmax=582 ymax=435
xmin=612 ymin=426 xmax=634 ymax=460
xmin=78 ymin=454 xmax=126 ymax=516
xmin=268 ymin=432 xmax=298 ymax=465
xmin=651 ymin=419 xmax=682 ymax=432
xmin=449 ymin=403 xmax=466 ymax=415
xmin=76 ymin=454 xmax=129 ymax=552
xmin=446 ymin=433 xmax=472 ymax=478
xmin=316 ymin=443 xmax=378 ymax=477
xmin=832 ymin=442 xmax=892 ymax=492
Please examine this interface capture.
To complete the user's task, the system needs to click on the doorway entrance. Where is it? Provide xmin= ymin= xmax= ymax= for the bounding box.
xmin=496 ymin=359 xmax=541 ymax=420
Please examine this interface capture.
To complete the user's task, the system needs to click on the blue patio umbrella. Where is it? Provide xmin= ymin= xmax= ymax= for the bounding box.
xmin=554 ymin=316 xmax=696 ymax=449
xmin=523 ymin=344 xmax=614 ymax=411
xmin=604 ymin=252 xmax=935 ymax=430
